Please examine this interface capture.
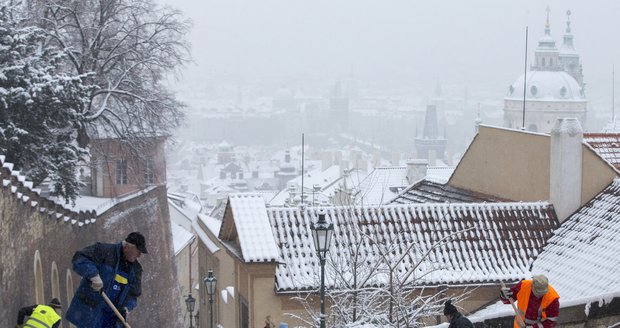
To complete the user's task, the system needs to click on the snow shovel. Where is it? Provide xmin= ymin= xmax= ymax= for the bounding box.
xmin=101 ymin=291 xmax=132 ymax=328
xmin=501 ymin=281 xmax=525 ymax=328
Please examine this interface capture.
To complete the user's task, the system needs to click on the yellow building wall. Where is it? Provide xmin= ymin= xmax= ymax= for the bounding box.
xmin=450 ymin=125 xmax=617 ymax=207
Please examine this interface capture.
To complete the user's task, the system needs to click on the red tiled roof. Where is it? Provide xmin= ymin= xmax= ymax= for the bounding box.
xmin=584 ymin=133 xmax=620 ymax=170
xmin=268 ymin=202 xmax=558 ymax=292
xmin=390 ymin=180 xmax=508 ymax=204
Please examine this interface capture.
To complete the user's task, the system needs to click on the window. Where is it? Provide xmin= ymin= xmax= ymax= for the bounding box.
xmin=144 ymin=158 xmax=155 ymax=184
xmin=239 ymin=297 xmax=249 ymax=328
xmin=116 ymin=159 xmax=128 ymax=185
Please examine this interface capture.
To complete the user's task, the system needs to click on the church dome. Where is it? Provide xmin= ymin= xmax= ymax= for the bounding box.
xmin=506 ymin=71 xmax=584 ymax=101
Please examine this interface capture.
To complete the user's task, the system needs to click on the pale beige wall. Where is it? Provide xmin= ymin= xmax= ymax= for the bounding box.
xmin=582 ymin=147 xmax=618 ymax=204
xmin=450 ymin=126 xmax=551 ymax=202
xmin=175 ymin=245 xmax=192 ymax=327
xmin=249 ymin=267 xmax=280 ymax=327
xmin=450 ymin=125 xmax=617 ymax=207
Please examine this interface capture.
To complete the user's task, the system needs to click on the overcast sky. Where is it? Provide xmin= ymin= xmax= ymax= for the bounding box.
xmin=160 ymin=0 xmax=620 ymax=105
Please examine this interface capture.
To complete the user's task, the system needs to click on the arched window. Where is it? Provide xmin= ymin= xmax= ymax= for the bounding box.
xmin=51 ymin=262 xmax=60 ymax=300
xmin=34 ymin=250 xmax=44 ymax=304
xmin=66 ymin=269 xmax=76 ymax=328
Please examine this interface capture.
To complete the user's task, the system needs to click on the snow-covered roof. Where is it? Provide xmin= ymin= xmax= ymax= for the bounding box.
xmin=268 ymin=166 xmax=344 ymax=206
xmin=425 ymin=166 xmax=455 ymax=185
xmin=506 ymin=71 xmax=584 ymax=101
xmin=0 ymin=155 xmax=97 ymax=226
xmin=268 ymin=202 xmax=558 ymax=292
xmin=390 ymin=180 xmax=505 ymax=204
xmin=220 ymin=194 xmax=280 ymax=262
xmin=583 ymin=133 xmax=620 ymax=171
xmin=354 ymin=167 xmax=409 ymax=205
xmin=170 ymin=221 xmax=194 ymax=255
xmin=531 ymin=179 xmax=620 ymax=302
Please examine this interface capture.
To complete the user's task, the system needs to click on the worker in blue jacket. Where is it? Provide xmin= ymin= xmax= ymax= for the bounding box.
xmin=66 ymin=232 xmax=147 ymax=328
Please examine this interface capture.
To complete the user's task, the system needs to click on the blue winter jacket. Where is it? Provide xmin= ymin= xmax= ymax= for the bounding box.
xmin=66 ymin=242 xmax=142 ymax=328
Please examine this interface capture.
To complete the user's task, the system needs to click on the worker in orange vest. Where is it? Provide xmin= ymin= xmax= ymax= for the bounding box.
xmin=500 ymin=275 xmax=559 ymax=328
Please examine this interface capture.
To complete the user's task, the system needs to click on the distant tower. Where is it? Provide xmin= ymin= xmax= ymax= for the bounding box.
xmin=414 ymin=105 xmax=447 ymax=161
xmin=503 ymin=7 xmax=587 ymax=132
xmin=217 ymin=141 xmax=235 ymax=164
xmin=558 ymin=10 xmax=584 ymax=86
xmin=329 ymin=80 xmax=350 ymax=132
xmin=275 ymin=149 xmax=297 ymax=189
xmin=531 ymin=7 xmax=561 ymax=72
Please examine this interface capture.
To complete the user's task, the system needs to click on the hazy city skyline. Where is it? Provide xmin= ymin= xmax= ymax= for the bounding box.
xmin=162 ymin=1 xmax=619 ymax=90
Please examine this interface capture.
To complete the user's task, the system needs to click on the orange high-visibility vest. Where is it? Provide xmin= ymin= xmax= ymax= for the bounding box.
xmin=513 ymin=280 xmax=559 ymax=328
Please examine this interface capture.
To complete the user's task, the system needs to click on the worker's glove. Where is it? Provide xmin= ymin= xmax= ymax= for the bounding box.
xmin=500 ymin=287 xmax=513 ymax=299
xmin=90 ymin=274 xmax=104 ymax=292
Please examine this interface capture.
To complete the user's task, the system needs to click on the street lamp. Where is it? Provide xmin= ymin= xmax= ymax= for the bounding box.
xmin=310 ymin=208 xmax=333 ymax=328
xmin=204 ymin=270 xmax=217 ymax=328
xmin=185 ymin=293 xmax=196 ymax=328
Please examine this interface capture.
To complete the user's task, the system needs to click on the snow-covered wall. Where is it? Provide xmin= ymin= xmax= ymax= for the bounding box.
xmin=0 ymin=176 xmax=183 ymax=327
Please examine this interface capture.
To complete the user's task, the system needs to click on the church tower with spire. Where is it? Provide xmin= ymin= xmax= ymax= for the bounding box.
xmin=558 ymin=10 xmax=584 ymax=86
xmin=531 ymin=7 xmax=561 ymax=72
xmin=503 ymin=7 xmax=587 ymax=132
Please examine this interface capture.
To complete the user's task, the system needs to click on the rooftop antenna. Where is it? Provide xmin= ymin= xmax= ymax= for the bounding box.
xmin=301 ymin=133 xmax=305 ymax=207
xmin=613 ymin=65 xmax=616 ymax=123
xmin=521 ymin=26 xmax=529 ymax=130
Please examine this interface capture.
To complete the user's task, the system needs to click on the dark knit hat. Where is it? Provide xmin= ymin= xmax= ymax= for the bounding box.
xmin=125 ymin=231 xmax=148 ymax=254
xmin=444 ymin=299 xmax=458 ymax=316
xmin=48 ymin=298 xmax=62 ymax=309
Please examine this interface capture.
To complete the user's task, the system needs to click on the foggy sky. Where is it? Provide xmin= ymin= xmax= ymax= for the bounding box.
xmin=160 ymin=0 xmax=620 ymax=107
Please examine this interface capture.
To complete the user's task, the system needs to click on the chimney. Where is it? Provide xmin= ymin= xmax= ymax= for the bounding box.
xmin=406 ymin=159 xmax=428 ymax=184
xmin=391 ymin=152 xmax=400 ymax=166
xmin=550 ymin=118 xmax=583 ymax=222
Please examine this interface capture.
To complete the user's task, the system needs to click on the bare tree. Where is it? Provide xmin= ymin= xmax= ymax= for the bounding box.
xmin=286 ymin=205 xmax=475 ymax=328
xmin=26 ymin=0 xmax=191 ymax=147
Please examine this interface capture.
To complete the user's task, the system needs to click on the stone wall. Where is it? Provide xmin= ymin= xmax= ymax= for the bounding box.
xmin=0 ymin=165 xmax=183 ymax=327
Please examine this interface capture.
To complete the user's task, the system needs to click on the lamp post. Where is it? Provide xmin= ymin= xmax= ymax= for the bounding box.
xmin=204 ymin=270 xmax=217 ymax=328
xmin=310 ymin=208 xmax=333 ymax=328
xmin=185 ymin=293 xmax=196 ymax=328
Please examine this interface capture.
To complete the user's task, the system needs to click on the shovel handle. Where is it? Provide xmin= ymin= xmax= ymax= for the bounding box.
xmin=101 ymin=291 xmax=132 ymax=328
xmin=501 ymin=281 xmax=525 ymax=328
